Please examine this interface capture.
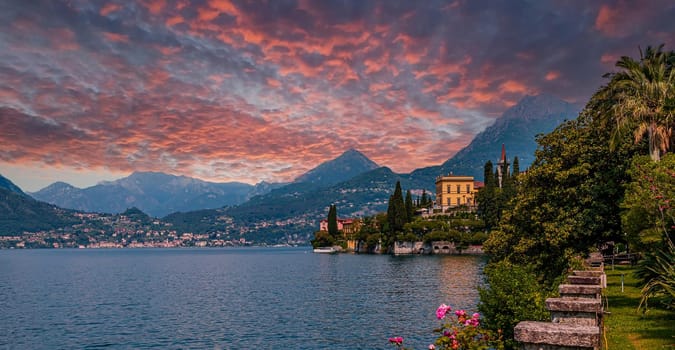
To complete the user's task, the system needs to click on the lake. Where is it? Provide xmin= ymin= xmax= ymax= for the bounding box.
xmin=0 ymin=247 xmax=486 ymax=349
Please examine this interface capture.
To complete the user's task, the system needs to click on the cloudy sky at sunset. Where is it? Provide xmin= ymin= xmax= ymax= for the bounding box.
xmin=1 ymin=0 xmax=674 ymax=191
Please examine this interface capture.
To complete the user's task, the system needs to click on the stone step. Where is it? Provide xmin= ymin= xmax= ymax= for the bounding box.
xmin=559 ymin=284 xmax=603 ymax=299
xmin=546 ymin=297 xmax=602 ymax=313
xmin=515 ymin=321 xmax=600 ymax=349
xmin=550 ymin=311 xmax=600 ymax=326
xmin=568 ymin=275 xmax=601 ymax=285
xmin=573 ymin=270 xmax=603 ymax=277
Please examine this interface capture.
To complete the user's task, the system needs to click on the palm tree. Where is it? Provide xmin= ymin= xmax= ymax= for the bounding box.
xmin=609 ymin=44 xmax=675 ymax=161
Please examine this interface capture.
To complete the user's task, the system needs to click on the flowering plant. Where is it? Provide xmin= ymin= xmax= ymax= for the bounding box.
xmin=389 ymin=304 xmax=503 ymax=350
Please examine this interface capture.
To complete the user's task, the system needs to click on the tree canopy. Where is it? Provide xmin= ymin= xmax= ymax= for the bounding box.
xmin=606 ymin=44 xmax=674 ymax=161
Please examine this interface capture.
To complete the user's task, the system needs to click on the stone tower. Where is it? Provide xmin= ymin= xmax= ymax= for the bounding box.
xmin=497 ymin=144 xmax=509 ymax=188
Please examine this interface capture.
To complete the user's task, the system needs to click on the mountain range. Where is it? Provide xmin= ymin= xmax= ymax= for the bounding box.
xmin=30 ymin=172 xmax=284 ymax=217
xmin=4 ymin=94 xmax=581 ymax=243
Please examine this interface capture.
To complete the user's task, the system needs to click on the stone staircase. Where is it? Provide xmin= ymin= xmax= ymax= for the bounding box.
xmin=515 ymin=254 xmax=606 ymax=350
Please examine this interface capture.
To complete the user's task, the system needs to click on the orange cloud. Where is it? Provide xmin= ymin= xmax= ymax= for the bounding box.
xmin=209 ymin=0 xmax=241 ymax=18
xmin=144 ymin=0 xmax=166 ymax=15
xmin=266 ymin=78 xmax=281 ymax=88
xmin=166 ymin=16 xmax=184 ymax=26
xmin=595 ymin=4 xmax=621 ymax=37
xmin=500 ymin=80 xmax=529 ymax=94
xmin=600 ymin=53 xmax=619 ymax=64
xmin=545 ymin=71 xmax=560 ymax=81
xmin=100 ymin=3 xmax=121 ymax=16
xmin=102 ymin=32 xmax=130 ymax=43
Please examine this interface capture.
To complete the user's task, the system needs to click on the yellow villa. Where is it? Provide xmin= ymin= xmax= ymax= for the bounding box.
xmin=435 ymin=174 xmax=481 ymax=211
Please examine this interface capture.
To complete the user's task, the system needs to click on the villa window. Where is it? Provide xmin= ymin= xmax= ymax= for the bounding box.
xmin=447 ymin=198 xmax=451 ymax=206
xmin=466 ymin=184 xmax=470 ymax=193
xmin=447 ymin=185 xmax=451 ymax=193
xmin=457 ymin=197 xmax=461 ymax=205
xmin=456 ymin=185 xmax=460 ymax=193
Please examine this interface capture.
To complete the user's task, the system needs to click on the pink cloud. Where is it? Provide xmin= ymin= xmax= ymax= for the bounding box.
xmin=102 ymin=32 xmax=130 ymax=43
xmin=545 ymin=71 xmax=560 ymax=81
xmin=100 ymin=3 xmax=121 ymax=16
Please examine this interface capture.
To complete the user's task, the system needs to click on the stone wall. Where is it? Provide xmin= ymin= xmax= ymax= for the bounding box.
xmin=392 ymin=241 xmax=484 ymax=255
xmin=514 ymin=254 xmax=606 ymax=350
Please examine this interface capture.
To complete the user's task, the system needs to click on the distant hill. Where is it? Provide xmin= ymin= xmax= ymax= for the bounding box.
xmin=0 ymin=187 xmax=79 ymax=235
xmin=30 ymin=172 xmax=277 ymax=217
xmin=294 ymin=149 xmax=380 ymax=187
xmin=0 ymin=174 xmax=26 ymax=196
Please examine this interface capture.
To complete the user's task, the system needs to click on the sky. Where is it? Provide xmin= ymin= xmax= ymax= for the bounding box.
xmin=1 ymin=0 xmax=674 ymax=192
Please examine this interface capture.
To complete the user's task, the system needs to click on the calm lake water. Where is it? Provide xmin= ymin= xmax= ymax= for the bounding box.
xmin=0 ymin=247 xmax=486 ymax=349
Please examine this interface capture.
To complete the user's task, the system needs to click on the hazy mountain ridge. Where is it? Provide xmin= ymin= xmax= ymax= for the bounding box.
xmin=30 ymin=172 xmax=275 ymax=217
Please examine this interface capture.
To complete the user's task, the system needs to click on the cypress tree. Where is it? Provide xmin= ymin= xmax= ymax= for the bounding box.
xmin=513 ymin=157 xmax=520 ymax=176
xmin=327 ymin=204 xmax=338 ymax=237
xmin=405 ymin=190 xmax=414 ymax=222
xmin=387 ymin=181 xmax=406 ymax=234
xmin=420 ymin=190 xmax=428 ymax=207
xmin=478 ymin=161 xmax=500 ymax=231
xmin=484 ymin=160 xmax=494 ymax=187
xmin=387 ymin=194 xmax=395 ymax=234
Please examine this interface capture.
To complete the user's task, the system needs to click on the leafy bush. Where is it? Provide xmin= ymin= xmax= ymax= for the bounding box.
xmin=469 ymin=232 xmax=488 ymax=245
xmin=397 ymin=232 xmax=420 ymax=242
xmin=311 ymin=230 xmax=335 ymax=248
xmin=478 ymin=261 xmax=552 ymax=349
xmin=636 ymin=239 xmax=675 ymax=311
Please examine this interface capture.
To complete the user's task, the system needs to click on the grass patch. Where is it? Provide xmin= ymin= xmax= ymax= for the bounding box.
xmin=604 ymin=265 xmax=675 ymax=349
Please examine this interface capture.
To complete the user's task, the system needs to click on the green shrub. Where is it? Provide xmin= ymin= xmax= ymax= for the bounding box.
xmin=478 ymin=261 xmax=552 ymax=349
xmin=470 ymin=232 xmax=489 ymax=245
xmin=636 ymin=239 xmax=675 ymax=311
xmin=311 ymin=231 xmax=335 ymax=248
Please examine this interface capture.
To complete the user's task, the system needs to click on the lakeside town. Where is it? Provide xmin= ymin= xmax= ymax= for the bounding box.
xmin=0 ymin=208 xmax=270 ymax=249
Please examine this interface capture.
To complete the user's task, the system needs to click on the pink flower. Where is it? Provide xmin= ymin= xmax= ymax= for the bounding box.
xmin=436 ymin=304 xmax=452 ymax=319
xmin=465 ymin=318 xmax=480 ymax=327
xmin=388 ymin=336 xmax=403 ymax=345
xmin=472 ymin=313 xmax=480 ymax=319
xmin=455 ymin=309 xmax=467 ymax=317
xmin=428 ymin=345 xmax=436 ymax=350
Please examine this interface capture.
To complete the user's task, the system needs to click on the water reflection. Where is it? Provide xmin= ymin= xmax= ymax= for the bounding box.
xmin=438 ymin=255 xmax=487 ymax=312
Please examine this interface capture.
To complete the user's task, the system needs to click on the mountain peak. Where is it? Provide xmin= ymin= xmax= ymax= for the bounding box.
xmin=337 ymin=148 xmax=374 ymax=162
xmin=46 ymin=181 xmax=77 ymax=189
xmin=501 ymin=94 xmax=577 ymax=122
xmin=294 ymin=149 xmax=379 ymax=186
xmin=439 ymin=94 xmax=581 ymax=180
